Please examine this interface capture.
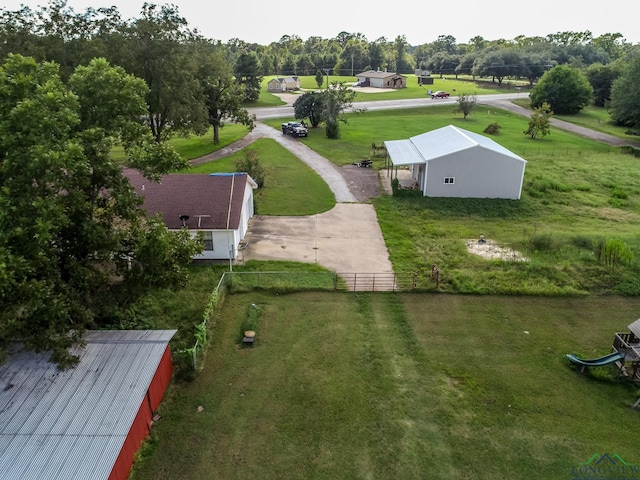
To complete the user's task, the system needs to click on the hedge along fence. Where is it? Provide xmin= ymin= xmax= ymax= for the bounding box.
xmin=173 ymin=273 xmax=231 ymax=380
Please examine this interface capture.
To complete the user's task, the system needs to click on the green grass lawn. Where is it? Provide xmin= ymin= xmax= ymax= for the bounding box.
xmin=512 ymin=99 xmax=640 ymax=144
xmin=222 ymin=105 xmax=640 ymax=295
xmin=130 ymin=291 xmax=640 ymax=480
xmin=185 ymin=138 xmax=335 ymax=216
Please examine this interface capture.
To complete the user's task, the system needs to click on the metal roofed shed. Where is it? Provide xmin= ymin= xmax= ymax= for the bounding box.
xmin=385 ymin=125 xmax=527 ymax=200
xmin=0 ymin=330 xmax=176 ymax=480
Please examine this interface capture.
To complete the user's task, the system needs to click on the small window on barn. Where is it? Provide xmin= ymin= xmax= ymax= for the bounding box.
xmin=444 ymin=177 xmax=455 ymax=184
xmin=203 ymin=231 xmax=214 ymax=250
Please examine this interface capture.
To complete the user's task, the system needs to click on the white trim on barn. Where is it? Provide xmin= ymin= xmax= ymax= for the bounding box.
xmin=385 ymin=125 xmax=527 ymax=200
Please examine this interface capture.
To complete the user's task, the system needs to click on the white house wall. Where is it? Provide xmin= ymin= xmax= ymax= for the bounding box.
xmin=186 ymin=229 xmax=239 ymax=260
xmin=189 ymin=180 xmax=254 ymax=260
xmin=425 ymin=148 xmax=525 ymax=199
xmin=238 ymin=182 xmax=254 ymax=240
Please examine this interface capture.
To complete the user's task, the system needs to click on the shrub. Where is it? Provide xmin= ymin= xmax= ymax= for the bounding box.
xmin=571 ymin=235 xmax=593 ymax=250
xmin=239 ymin=303 xmax=262 ymax=343
xmin=235 ymin=149 xmax=266 ymax=187
xmin=483 ymin=122 xmax=502 ymax=135
xmin=611 ymin=187 xmax=628 ymax=199
xmin=529 ymin=233 xmax=557 ymax=252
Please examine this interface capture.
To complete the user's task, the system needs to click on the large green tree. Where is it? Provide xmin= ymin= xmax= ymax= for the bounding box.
xmin=120 ymin=3 xmax=208 ymax=142
xmin=529 ymin=64 xmax=593 ymax=114
xmin=199 ymin=44 xmax=255 ymax=144
xmin=609 ymin=53 xmax=640 ymax=130
xmin=234 ymin=51 xmax=263 ymax=102
xmin=586 ymin=62 xmax=620 ymax=107
xmin=0 ymin=55 xmax=200 ymax=366
xmin=293 ymin=92 xmax=323 ymax=127
xmin=321 ymin=82 xmax=361 ymax=139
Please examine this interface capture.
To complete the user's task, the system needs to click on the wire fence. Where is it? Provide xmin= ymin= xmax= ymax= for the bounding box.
xmin=179 ymin=270 xmax=433 ymax=373
xmin=224 ymin=271 xmax=424 ymax=292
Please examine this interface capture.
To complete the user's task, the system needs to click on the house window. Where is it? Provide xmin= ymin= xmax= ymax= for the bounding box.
xmin=444 ymin=177 xmax=455 ymax=184
xmin=203 ymin=231 xmax=214 ymax=251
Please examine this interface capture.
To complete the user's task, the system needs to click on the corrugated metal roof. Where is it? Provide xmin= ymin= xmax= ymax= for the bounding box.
xmin=356 ymin=70 xmax=405 ymax=79
xmin=384 ymin=139 xmax=423 ymax=166
xmin=0 ymin=330 xmax=176 ymax=480
xmin=385 ymin=125 xmax=527 ymax=166
xmin=629 ymin=318 xmax=640 ymax=338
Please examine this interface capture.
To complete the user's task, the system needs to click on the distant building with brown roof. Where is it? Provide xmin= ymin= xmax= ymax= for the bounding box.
xmin=355 ymin=70 xmax=407 ymax=89
xmin=125 ymin=170 xmax=257 ymax=260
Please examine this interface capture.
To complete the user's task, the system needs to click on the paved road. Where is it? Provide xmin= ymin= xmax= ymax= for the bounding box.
xmin=480 ymin=99 xmax=640 ymax=147
xmin=248 ymin=93 xmax=524 ymax=120
xmin=248 ymin=92 xmax=640 ymax=148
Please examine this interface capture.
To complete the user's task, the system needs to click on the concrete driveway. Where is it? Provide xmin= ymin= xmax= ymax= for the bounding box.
xmin=241 ymin=203 xmax=393 ymax=274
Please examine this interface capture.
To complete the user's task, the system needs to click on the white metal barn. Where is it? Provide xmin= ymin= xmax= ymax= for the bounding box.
xmin=385 ymin=125 xmax=527 ymax=200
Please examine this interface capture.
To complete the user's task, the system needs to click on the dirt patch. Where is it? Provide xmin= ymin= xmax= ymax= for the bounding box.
xmin=340 ymin=164 xmax=382 ymax=202
xmin=466 ymin=239 xmax=527 ymax=262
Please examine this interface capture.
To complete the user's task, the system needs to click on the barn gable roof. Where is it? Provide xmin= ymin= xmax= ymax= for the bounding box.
xmin=356 ymin=70 xmax=406 ymax=79
xmin=0 ymin=330 xmax=176 ymax=480
xmin=124 ymin=170 xmax=257 ymax=230
xmin=385 ymin=125 xmax=527 ymax=166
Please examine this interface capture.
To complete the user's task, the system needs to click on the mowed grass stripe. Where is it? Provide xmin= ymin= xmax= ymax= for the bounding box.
xmin=369 ymin=293 xmax=458 ymax=479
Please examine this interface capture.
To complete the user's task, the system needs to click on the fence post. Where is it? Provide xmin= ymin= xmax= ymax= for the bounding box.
xmin=192 ymin=339 xmax=199 ymax=369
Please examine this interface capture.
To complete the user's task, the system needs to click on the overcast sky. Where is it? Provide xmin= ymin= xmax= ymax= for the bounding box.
xmin=2 ymin=0 xmax=638 ymax=46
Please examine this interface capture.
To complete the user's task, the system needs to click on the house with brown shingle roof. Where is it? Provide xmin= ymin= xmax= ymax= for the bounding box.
xmin=125 ymin=170 xmax=257 ymax=260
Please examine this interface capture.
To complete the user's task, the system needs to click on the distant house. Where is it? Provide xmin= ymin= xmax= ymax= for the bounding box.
xmin=0 ymin=330 xmax=176 ymax=480
xmin=355 ymin=70 xmax=407 ymax=89
xmin=385 ymin=125 xmax=527 ymax=200
xmin=267 ymin=76 xmax=300 ymax=92
xmin=125 ymin=170 xmax=257 ymax=260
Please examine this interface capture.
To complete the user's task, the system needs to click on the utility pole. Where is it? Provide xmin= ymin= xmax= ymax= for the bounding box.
xmin=323 ymin=68 xmax=330 ymax=89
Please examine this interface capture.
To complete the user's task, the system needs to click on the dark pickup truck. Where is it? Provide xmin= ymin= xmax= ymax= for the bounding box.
xmin=281 ymin=121 xmax=308 ymax=137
